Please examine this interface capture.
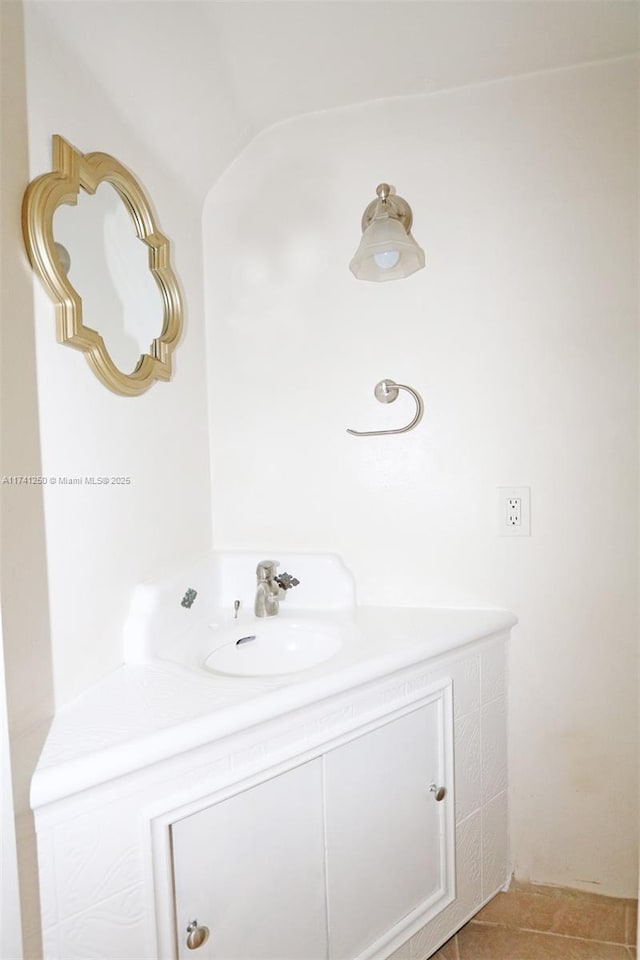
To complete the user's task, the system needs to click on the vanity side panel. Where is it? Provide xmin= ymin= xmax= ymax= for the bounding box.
xmin=55 ymin=885 xmax=147 ymax=960
xmin=32 ymin=827 xmax=56 ymax=932
xmin=480 ymin=634 xmax=510 ymax=898
xmin=481 ymin=789 xmax=509 ymax=900
xmin=35 ymin=786 xmax=157 ymax=960
xmin=51 ymin=795 xmax=144 ymax=921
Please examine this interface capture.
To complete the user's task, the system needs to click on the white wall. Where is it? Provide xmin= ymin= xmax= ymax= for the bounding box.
xmin=2 ymin=1 xmax=51 ymax=953
xmin=204 ymin=58 xmax=639 ymax=896
xmin=20 ymin=6 xmax=214 ymax=706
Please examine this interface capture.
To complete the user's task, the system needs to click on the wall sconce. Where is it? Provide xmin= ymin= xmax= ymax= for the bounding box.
xmin=349 ymin=183 xmax=425 ymax=282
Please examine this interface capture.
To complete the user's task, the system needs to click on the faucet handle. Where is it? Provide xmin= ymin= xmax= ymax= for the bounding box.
xmin=275 ymin=572 xmax=300 ymax=591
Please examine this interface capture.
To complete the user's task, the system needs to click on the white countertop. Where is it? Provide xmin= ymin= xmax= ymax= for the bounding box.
xmin=31 ymin=606 xmax=516 ymax=809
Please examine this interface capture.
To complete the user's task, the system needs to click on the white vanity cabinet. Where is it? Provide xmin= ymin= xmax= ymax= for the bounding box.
xmin=170 ymin=691 xmax=454 ymax=960
xmin=30 ymin=605 xmax=513 ymax=960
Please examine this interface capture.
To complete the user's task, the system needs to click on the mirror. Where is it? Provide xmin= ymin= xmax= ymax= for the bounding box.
xmin=22 ymin=135 xmax=183 ymax=396
xmin=53 ymin=181 xmax=165 ymax=375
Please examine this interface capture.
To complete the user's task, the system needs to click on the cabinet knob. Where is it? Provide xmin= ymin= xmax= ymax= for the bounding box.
xmin=186 ymin=920 xmax=210 ymax=950
xmin=429 ymin=783 xmax=446 ymax=802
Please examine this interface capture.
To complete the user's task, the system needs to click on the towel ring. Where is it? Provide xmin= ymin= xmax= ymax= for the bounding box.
xmin=347 ymin=379 xmax=424 ymax=437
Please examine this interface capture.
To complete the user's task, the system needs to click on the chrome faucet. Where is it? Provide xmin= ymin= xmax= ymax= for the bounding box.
xmin=254 ymin=560 xmax=300 ymax=618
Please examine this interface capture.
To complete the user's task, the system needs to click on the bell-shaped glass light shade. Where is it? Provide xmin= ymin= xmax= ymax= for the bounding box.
xmin=349 ymin=214 xmax=425 ymax=282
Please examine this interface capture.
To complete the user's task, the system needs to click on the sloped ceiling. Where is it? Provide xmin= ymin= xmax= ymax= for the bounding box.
xmin=24 ymin=0 xmax=639 ymax=201
xmin=206 ymin=1 xmax=639 ymax=127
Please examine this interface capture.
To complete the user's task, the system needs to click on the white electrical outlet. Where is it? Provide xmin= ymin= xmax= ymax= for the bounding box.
xmin=498 ymin=487 xmax=530 ymax=536
xmin=507 ymin=498 xmax=521 ymax=526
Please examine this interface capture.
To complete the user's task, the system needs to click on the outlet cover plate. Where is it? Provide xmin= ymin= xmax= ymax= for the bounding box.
xmin=497 ymin=486 xmax=530 ymax=536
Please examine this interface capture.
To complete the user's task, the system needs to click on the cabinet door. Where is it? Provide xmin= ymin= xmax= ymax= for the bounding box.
xmin=324 ymin=698 xmax=452 ymax=960
xmin=171 ymin=759 xmax=327 ymax=960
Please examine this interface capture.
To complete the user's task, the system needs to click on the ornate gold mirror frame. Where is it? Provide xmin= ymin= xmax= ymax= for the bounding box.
xmin=22 ymin=135 xmax=183 ymax=397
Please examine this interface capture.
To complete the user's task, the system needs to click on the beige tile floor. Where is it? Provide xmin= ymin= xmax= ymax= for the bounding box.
xmin=431 ymin=883 xmax=638 ymax=959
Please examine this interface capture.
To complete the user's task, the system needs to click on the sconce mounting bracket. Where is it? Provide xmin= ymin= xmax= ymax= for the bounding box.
xmin=361 ymin=186 xmax=414 ymax=234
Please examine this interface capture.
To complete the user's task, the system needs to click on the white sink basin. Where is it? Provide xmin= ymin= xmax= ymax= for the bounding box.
xmin=203 ymin=617 xmax=344 ymax=677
